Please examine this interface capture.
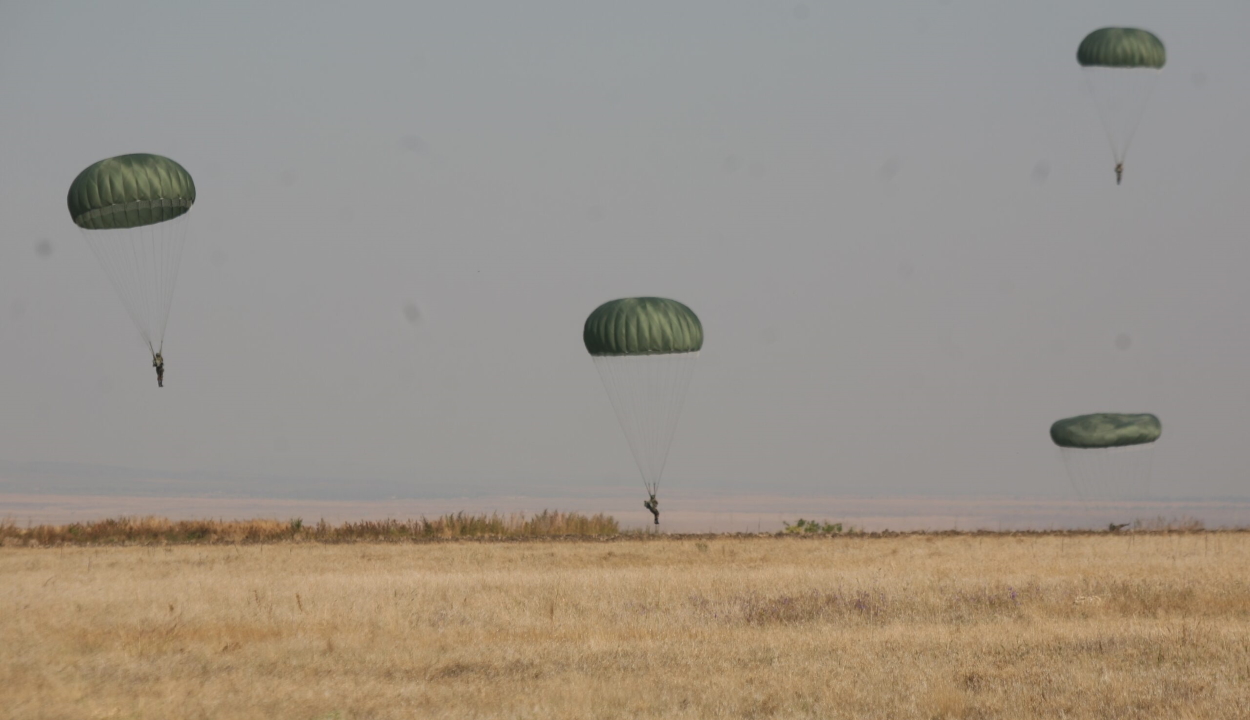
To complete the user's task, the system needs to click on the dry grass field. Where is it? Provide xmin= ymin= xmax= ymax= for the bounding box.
xmin=2 ymin=531 xmax=1249 ymax=719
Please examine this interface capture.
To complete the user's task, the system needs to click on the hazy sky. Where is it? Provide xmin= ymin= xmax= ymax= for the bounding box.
xmin=2 ymin=0 xmax=1249 ymax=502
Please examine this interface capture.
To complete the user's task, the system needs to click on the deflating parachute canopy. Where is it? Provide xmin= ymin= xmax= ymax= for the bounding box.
xmin=1050 ymin=413 xmax=1162 ymax=449
xmin=1076 ymin=28 xmax=1165 ymax=184
xmin=69 ymin=154 xmax=195 ymax=384
xmin=1051 ymin=413 xmax=1161 ymax=503
xmin=585 ymin=298 xmax=702 ymax=524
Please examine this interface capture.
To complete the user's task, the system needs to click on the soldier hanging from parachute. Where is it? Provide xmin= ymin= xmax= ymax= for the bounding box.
xmin=68 ymin=154 xmax=196 ymax=388
xmin=1077 ymin=28 xmax=1166 ymax=186
xmin=584 ymin=297 xmax=703 ymax=527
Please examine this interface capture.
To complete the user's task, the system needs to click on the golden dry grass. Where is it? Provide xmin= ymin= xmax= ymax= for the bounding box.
xmin=2 ymin=533 xmax=1249 ymax=719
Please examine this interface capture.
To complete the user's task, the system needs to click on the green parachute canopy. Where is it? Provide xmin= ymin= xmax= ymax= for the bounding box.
xmin=1050 ymin=413 xmax=1162 ymax=449
xmin=68 ymin=154 xmax=196 ymax=230
xmin=1077 ymin=28 xmax=1166 ymax=69
xmin=584 ymin=297 xmax=703 ymax=356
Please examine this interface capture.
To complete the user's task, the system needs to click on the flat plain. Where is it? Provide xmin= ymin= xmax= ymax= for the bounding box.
xmin=3 ymin=532 xmax=1249 ymax=719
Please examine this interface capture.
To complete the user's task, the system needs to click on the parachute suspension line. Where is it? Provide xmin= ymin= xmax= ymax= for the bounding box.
xmin=82 ymin=226 xmax=152 ymax=350
xmin=1060 ymin=444 xmax=1156 ymax=502
xmin=593 ymin=352 xmax=698 ymax=498
xmin=80 ymin=213 xmax=190 ymax=355
xmin=154 ymin=211 xmax=190 ymax=353
xmin=1083 ymin=70 xmax=1120 ymax=165
xmin=1083 ymin=68 xmax=1161 ymax=166
xmin=597 ymin=352 xmax=685 ymax=495
xmin=134 ymin=222 xmax=156 ymax=352
xmin=1122 ymin=72 xmax=1161 ymax=164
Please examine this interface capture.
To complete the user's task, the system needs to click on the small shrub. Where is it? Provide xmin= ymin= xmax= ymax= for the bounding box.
xmin=1132 ymin=515 xmax=1205 ymax=532
xmin=783 ymin=519 xmax=845 ymax=535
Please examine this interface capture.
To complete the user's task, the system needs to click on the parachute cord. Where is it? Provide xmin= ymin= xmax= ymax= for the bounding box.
xmin=593 ymin=352 xmax=698 ymax=499
xmin=1060 ymin=445 xmax=1156 ymax=527
xmin=1083 ymin=71 xmax=1120 ymax=164
xmin=132 ymin=223 xmax=153 ymax=349
xmin=155 ymin=212 xmax=190 ymax=354
xmin=1116 ymin=71 xmax=1161 ymax=166
xmin=81 ymin=228 xmax=153 ymax=350
xmin=1083 ymin=68 xmax=1160 ymax=167
xmin=1142 ymin=441 xmax=1157 ymax=498
xmin=79 ymin=214 xmax=189 ymax=362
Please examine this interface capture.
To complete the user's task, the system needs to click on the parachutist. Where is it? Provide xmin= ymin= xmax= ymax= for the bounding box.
xmin=70 ymin=155 xmax=193 ymax=390
xmin=643 ymin=494 xmax=659 ymax=525
xmin=586 ymin=298 xmax=701 ymax=532
xmin=1078 ymin=29 xmax=1164 ymax=190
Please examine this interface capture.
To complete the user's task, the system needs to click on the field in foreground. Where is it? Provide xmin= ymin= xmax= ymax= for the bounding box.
xmin=3 ymin=533 xmax=1249 ymax=719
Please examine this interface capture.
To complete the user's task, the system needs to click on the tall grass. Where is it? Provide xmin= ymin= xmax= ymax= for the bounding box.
xmin=3 ymin=534 xmax=1248 ymax=719
xmin=0 ymin=510 xmax=618 ymax=546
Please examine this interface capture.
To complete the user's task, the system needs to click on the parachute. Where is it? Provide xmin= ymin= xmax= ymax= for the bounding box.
xmin=1050 ymin=413 xmax=1161 ymax=502
xmin=585 ymin=297 xmax=702 ymax=524
xmin=1077 ymin=28 xmax=1166 ymax=184
xmin=68 ymin=154 xmax=195 ymax=386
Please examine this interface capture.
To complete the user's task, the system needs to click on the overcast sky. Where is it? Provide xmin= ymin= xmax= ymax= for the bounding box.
xmin=2 ymin=0 xmax=1249 ymax=503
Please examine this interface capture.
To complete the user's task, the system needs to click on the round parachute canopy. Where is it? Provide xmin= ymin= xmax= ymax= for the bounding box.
xmin=1077 ymin=28 xmax=1165 ymax=69
xmin=68 ymin=153 xmax=195 ymax=358
xmin=1050 ymin=413 xmax=1161 ymax=449
xmin=584 ymin=297 xmax=703 ymax=356
xmin=68 ymin=154 xmax=196 ymax=230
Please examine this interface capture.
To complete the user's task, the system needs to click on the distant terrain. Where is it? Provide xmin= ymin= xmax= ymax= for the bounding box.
xmin=3 ymin=490 xmax=1249 ymax=533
